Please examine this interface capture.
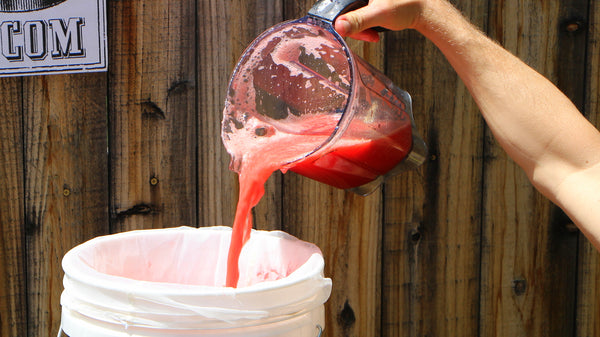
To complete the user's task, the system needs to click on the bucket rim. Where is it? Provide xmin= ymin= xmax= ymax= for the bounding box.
xmin=61 ymin=226 xmax=329 ymax=296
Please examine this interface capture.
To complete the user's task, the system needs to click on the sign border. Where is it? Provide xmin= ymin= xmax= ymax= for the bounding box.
xmin=0 ymin=0 xmax=107 ymax=77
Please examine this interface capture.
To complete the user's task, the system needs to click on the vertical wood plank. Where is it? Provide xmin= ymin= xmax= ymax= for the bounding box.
xmin=383 ymin=1 xmax=486 ymax=336
xmin=23 ymin=73 xmax=109 ymax=337
xmin=108 ymin=0 xmax=197 ymax=232
xmin=284 ymin=184 xmax=382 ymax=337
xmin=282 ymin=2 xmax=383 ymax=336
xmin=0 ymin=78 xmax=27 ymax=337
xmin=197 ymin=0 xmax=235 ymax=229
xmin=557 ymin=0 xmax=590 ymax=109
xmin=197 ymin=0 xmax=283 ymax=231
xmin=481 ymin=1 xmax=579 ymax=335
xmin=577 ymin=0 xmax=600 ymax=335
xmin=381 ymin=30 xmax=429 ymax=337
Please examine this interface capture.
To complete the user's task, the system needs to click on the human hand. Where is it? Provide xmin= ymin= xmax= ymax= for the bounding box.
xmin=334 ymin=0 xmax=426 ymax=42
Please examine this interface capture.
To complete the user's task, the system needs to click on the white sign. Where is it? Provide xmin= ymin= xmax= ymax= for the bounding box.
xmin=0 ymin=0 xmax=107 ymax=77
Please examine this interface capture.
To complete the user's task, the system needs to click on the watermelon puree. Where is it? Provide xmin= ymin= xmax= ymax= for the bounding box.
xmin=223 ymin=113 xmax=412 ymax=287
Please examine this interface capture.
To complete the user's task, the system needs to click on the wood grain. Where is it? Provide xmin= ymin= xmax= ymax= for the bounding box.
xmin=284 ymin=178 xmax=383 ymax=337
xmin=0 ymin=78 xmax=27 ymax=337
xmin=108 ymin=0 xmax=197 ymax=232
xmin=23 ymin=73 xmax=109 ymax=337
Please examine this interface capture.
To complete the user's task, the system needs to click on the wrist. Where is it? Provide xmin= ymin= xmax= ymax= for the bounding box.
xmin=413 ymin=0 xmax=490 ymax=70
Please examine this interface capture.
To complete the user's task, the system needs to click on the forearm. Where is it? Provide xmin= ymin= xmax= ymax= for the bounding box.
xmin=415 ymin=0 xmax=600 ymax=200
xmin=336 ymin=0 xmax=600 ymax=247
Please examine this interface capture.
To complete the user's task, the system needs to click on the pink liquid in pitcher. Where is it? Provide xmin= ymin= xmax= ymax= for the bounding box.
xmin=289 ymin=124 xmax=412 ymax=189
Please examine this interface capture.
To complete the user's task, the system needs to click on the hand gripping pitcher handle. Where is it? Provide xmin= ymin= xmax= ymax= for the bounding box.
xmin=308 ymin=0 xmax=388 ymax=32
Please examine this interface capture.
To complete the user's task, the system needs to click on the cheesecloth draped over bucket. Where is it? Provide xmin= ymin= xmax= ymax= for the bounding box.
xmin=59 ymin=226 xmax=332 ymax=336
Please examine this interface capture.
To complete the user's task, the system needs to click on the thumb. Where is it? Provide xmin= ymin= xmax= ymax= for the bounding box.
xmin=334 ymin=6 xmax=379 ymax=37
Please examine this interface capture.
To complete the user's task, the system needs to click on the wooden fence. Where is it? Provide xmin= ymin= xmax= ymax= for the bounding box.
xmin=1 ymin=0 xmax=599 ymax=336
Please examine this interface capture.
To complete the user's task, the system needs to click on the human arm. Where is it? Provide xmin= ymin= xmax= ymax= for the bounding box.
xmin=335 ymin=0 xmax=600 ymax=248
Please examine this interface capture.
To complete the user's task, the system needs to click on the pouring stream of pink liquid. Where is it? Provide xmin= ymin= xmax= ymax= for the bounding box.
xmin=224 ymin=115 xmax=333 ymax=287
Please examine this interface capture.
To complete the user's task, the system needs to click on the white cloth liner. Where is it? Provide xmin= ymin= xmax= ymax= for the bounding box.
xmin=60 ymin=226 xmax=332 ymax=331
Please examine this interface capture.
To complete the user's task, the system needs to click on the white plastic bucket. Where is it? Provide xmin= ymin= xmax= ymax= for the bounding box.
xmin=58 ymin=226 xmax=332 ymax=337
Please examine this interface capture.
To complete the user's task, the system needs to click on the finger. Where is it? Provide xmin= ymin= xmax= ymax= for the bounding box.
xmin=334 ymin=5 xmax=380 ymax=37
xmin=347 ymin=29 xmax=380 ymax=43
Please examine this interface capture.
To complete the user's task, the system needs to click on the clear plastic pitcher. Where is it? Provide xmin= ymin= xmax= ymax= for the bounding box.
xmin=222 ymin=0 xmax=427 ymax=195
xmin=58 ymin=226 xmax=332 ymax=337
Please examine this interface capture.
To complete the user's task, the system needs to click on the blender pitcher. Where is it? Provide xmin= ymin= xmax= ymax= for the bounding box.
xmin=222 ymin=0 xmax=427 ymax=196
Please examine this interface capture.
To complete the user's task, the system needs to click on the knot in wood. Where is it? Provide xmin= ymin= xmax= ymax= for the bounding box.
xmin=512 ymin=278 xmax=527 ymax=296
